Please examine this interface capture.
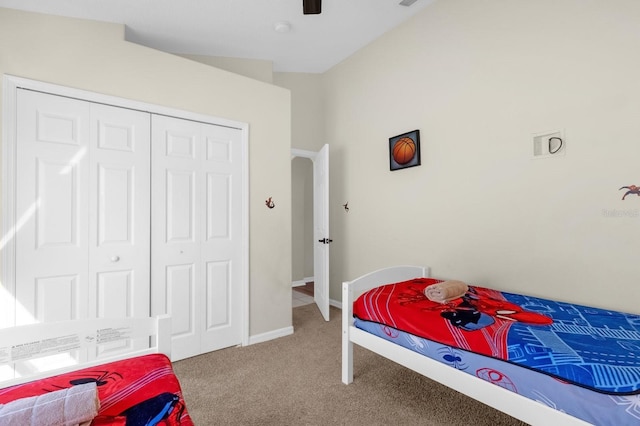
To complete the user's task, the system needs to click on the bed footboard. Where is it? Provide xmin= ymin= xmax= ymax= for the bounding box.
xmin=0 ymin=315 xmax=171 ymax=387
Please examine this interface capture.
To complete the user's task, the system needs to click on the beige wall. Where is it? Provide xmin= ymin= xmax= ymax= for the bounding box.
xmin=0 ymin=8 xmax=293 ymax=337
xmin=274 ymin=73 xmax=324 ymax=285
xmin=323 ymin=0 xmax=640 ymax=313
xmin=273 ymin=73 xmax=324 ymax=152
xmin=177 ymin=54 xmax=274 ymax=84
xmin=290 ymin=157 xmax=314 ymax=282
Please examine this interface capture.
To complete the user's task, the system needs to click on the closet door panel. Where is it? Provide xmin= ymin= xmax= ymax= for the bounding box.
xmin=14 ymin=90 xmax=151 ymax=362
xmin=200 ymin=124 xmax=242 ymax=353
xmin=97 ymin=271 xmax=133 ymax=317
xmin=166 ymin=264 xmax=196 ymax=337
xmin=89 ymin=103 xmax=151 ymax=358
xmin=95 ymin=270 xmax=135 ymax=356
xmin=97 ymin=164 xmax=133 ymax=244
xmin=152 ymin=116 xmax=243 ymax=360
xmin=206 ymin=173 xmax=230 ymax=239
xmin=166 ymin=170 xmax=196 ymax=243
xmin=206 ymin=261 xmax=230 ymax=328
xmin=15 ymin=90 xmax=90 ymax=326
xmin=36 ymin=160 xmax=80 ymax=247
xmin=35 ymin=275 xmax=79 ymax=323
xmin=151 ymin=115 xmax=203 ymax=361
xmin=89 ymin=104 xmax=150 ymax=325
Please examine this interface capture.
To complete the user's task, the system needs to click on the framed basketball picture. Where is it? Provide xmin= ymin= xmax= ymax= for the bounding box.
xmin=389 ymin=129 xmax=420 ymax=171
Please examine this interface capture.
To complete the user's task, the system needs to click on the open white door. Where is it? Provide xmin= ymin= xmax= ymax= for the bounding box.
xmin=313 ymin=144 xmax=330 ymax=321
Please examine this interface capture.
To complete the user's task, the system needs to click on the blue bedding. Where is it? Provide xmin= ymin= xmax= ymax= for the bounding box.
xmin=355 ymin=317 xmax=640 ymax=426
xmin=353 ymin=278 xmax=640 ymax=395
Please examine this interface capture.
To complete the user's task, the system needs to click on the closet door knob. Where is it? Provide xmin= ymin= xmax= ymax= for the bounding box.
xmin=111 ymin=255 xmax=120 ymax=262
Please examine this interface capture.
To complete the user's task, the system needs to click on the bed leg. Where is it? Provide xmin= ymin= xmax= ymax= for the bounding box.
xmin=342 ymin=337 xmax=353 ymax=384
xmin=342 ymin=281 xmax=354 ymax=384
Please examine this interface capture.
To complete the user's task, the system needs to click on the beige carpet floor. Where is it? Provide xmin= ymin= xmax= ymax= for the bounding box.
xmin=172 ymin=304 xmax=527 ymax=426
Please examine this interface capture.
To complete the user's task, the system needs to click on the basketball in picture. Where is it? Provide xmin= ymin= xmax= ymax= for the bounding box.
xmin=392 ymin=137 xmax=416 ymax=165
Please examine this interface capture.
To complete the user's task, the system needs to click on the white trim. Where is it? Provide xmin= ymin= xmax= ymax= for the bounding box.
xmin=291 ymin=148 xmax=317 ymax=160
xmin=248 ymin=326 xmax=294 ymax=345
xmin=1 ymin=74 xmax=250 ymax=350
xmin=241 ymin=122 xmax=250 ymax=347
xmin=1 ymin=77 xmax=18 ymax=329
xmin=4 ymin=75 xmax=245 ymax=130
xmin=330 ymin=298 xmax=342 ymax=310
xmin=291 ymin=276 xmax=314 ymax=287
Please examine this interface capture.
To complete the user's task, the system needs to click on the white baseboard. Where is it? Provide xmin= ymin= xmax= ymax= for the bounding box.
xmin=330 ymin=298 xmax=342 ymax=310
xmin=291 ymin=276 xmax=314 ymax=287
xmin=248 ymin=325 xmax=294 ymax=345
xmin=249 ymin=299 xmax=342 ymax=346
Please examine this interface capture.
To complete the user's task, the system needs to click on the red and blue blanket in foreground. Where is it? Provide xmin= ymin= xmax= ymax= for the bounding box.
xmin=354 ymin=278 xmax=640 ymax=395
xmin=0 ymin=354 xmax=193 ymax=425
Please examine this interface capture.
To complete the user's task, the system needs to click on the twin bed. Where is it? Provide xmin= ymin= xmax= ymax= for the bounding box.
xmin=342 ymin=265 xmax=640 ymax=426
xmin=0 ymin=315 xmax=193 ymax=425
xmin=2 ymin=265 xmax=637 ymax=425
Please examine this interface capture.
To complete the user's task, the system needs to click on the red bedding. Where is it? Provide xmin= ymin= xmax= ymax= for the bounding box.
xmin=354 ymin=277 xmax=640 ymax=394
xmin=0 ymin=354 xmax=193 ymax=425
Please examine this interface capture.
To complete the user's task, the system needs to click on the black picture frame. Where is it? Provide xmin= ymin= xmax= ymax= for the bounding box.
xmin=389 ymin=130 xmax=420 ymax=171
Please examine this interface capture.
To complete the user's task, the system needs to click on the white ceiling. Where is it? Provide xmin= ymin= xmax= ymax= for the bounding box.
xmin=0 ymin=0 xmax=435 ymax=73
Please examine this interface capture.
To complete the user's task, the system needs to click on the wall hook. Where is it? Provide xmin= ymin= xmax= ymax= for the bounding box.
xmin=548 ymin=136 xmax=563 ymax=154
xmin=343 ymin=202 xmax=349 ymax=212
xmin=265 ymin=197 xmax=275 ymax=209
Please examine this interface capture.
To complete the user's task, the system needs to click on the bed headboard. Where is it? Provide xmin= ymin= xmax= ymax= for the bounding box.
xmin=342 ymin=265 xmax=429 ymax=329
xmin=343 ymin=265 xmax=429 ymax=300
xmin=0 ymin=315 xmax=171 ymax=387
xmin=342 ymin=265 xmax=429 ymax=385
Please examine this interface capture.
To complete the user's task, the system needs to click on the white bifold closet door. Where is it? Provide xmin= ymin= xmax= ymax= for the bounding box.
xmin=15 ymin=89 xmax=150 ymax=360
xmin=13 ymin=88 xmax=243 ymax=364
xmin=151 ymin=115 xmax=243 ymax=362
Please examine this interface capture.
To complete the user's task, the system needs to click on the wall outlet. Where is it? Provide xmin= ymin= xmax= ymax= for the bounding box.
xmin=533 ymin=130 xmax=565 ymax=158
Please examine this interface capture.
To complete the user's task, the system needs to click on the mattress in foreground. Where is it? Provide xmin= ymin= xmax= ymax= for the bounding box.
xmin=353 ymin=277 xmax=640 ymax=425
xmin=0 ymin=353 xmax=193 ymax=426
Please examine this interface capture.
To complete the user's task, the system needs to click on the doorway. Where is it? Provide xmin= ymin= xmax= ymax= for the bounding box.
xmin=291 ymin=156 xmax=314 ymax=307
xmin=291 ymin=145 xmax=330 ymax=321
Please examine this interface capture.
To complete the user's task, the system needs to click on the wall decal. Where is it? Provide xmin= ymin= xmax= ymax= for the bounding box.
xmin=619 ymin=185 xmax=639 ymax=200
xmin=389 ymin=130 xmax=420 ymax=171
xmin=265 ymin=197 xmax=275 ymax=209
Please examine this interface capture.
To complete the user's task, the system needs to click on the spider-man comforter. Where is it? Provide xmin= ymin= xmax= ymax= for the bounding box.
xmin=0 ymin=354 xmax=193 ymax=425
xmin=354 ymin=277 xmax=640 ymax=395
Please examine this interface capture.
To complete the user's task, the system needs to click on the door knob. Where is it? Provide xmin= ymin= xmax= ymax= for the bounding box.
xmin=111 ymin=255 xmax=120 ymax=262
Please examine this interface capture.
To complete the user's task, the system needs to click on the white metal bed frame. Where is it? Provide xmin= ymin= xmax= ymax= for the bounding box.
xmin=0 ymin=315 xmax=171 ymax=388
xmin=341 ymin=265 xmax=591 ymax=426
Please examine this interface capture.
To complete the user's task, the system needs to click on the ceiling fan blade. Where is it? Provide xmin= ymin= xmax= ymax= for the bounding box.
xmin=303 ymin=0 xmax=321 ymax=14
